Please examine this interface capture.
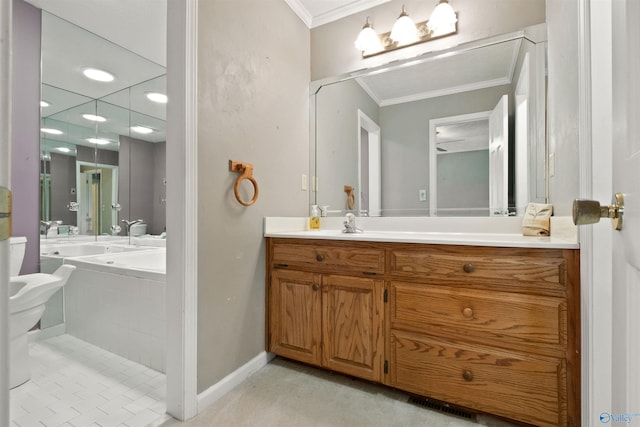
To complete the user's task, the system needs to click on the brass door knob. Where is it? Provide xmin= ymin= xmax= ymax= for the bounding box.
xmin=573 ymin=193 xmax=624 ymax=230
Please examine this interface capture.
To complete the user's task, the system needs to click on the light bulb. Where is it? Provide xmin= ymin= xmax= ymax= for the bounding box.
xmin=427 ymin=0 xmax=457 ymax=35
xmin=390 ymin=5 xmax=418 ymax=45
xmin=354 ymin=17 xmax=382 ymax=54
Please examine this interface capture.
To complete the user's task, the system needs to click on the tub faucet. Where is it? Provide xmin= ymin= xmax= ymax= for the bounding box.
xmin=343 ymin=213 xmax=362 ymax=234
xmin=121 ymin=219 xmax=144 ymax=235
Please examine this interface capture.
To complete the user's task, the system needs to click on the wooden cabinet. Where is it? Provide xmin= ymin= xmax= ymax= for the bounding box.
xmin=267 ymin=239 xmax=385 ymax=382
xmin=266 ymin=238 xmax=580 ymax=426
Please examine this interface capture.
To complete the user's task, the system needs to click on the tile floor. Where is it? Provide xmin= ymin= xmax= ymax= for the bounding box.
xmin=10 ymin=334 xmax=171 ymax=427
xmin=11 ymin=334 xmax=517 ymax=427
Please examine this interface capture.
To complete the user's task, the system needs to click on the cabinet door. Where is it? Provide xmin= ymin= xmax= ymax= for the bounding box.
xmin=322 ymin=274 xmax=385 ymax=382
xmin=269 ymin=269 xmax=322 ymax=366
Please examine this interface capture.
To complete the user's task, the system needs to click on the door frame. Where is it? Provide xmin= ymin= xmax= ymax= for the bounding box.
xmin=578 ymin=0 xmax=614 ymax=425
xmin=428 ymin=110 xmax=491 ymax=216
xmin=357 ymin=109 xmax=381 ymax=216
xmin=0 ymin=0 xmax=12 ymax=423
xmin=165 ymin=0 xmax=198 ymax=420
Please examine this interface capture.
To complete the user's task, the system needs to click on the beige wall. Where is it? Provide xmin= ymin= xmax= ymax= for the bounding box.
xmin=311 ymin=0 xmax=546 ymax=81
xmin=546 ymin=0 xmax=580 ymax=215
xmin=196 ymin=0 xmax=310 ymax=392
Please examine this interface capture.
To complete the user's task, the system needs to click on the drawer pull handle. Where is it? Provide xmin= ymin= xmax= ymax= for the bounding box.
xmin=463 ymin=263 xmax=475 ymax=273
xmin=312 ymin=283 xmax=319 ymax=291
xmin=316 ymin=254 xmax=324 ymax=262
xmin=462 ymin=307 xmax=473 ymax=318
xmin=462 ymin=370 xmax=474 ymax=382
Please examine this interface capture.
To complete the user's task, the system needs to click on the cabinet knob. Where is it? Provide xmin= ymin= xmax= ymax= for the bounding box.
xmin=462 ymin=370 xmax=474 ymax=382
xmin=463 ymin=263 xmax=475 ymax=273
xmin=316 ymin=254 xmax=324 ymax=262
xmin=462 ymin=307 xmax=473 ymax=318
xmin=312 ymin=283 xmax=319 ymax=291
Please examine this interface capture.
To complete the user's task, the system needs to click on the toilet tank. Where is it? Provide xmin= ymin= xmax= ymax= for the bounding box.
xmin=9 ymin=236 xmax=27 ymax=276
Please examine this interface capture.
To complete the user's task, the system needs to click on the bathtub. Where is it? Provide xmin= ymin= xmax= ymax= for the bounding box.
xmin=40 ymin=242 xmax=148 ymax=258
xmin=62 ymin=248 xmax=166 ymax=372
xmin=63 ymin=248 xmax=165 ymax=281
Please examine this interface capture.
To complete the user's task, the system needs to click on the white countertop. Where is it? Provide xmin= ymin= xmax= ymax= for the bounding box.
xmin=264 ymin=216 xmax=579 ymax=249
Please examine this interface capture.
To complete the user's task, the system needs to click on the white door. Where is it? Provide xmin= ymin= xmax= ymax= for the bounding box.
xmin=610 ymin=0 xmax=640 ymax=419
xmin=489 ymin=94 xmax=508 ymax=216
xmin=584 ymin=1 xmax=640 ymax=424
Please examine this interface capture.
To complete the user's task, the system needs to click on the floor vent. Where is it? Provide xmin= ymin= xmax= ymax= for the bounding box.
xmin=407 ymin=395 xmax=477 ymax=421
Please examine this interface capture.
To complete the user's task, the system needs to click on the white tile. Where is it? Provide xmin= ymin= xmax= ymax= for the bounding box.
xmin=122 ymin=409 xmax=165 ymax=427
xmin=10 ymin=335 xmax=166 ymax=427
xmin=40 ymin=407 xmax=81 ymax=427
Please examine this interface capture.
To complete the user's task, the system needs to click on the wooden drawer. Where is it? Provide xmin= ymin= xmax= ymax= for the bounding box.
xmin=390 ymin=281 xmax=567 ymax=354
xmin=388 ymin=246 xmax=567 ymax=295
xmin=390 ymin=331 xmax=567 ymax=427
xmin=271 ymin=240 xmax=384 ymax=274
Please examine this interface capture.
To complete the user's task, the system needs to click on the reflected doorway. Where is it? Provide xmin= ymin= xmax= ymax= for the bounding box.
xmin=357 ymin=110 xmax=381 ymax=216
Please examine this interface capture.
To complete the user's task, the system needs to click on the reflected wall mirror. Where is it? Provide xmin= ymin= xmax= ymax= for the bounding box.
xmin=39 ymin=12 xmax=167 ymax=239
xmin=311 ymin=24 xmax=547 ymax=217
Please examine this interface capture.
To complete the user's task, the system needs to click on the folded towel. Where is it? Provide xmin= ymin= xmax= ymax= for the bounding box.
xmin=522 ymin=203 xmax=553 ymax=236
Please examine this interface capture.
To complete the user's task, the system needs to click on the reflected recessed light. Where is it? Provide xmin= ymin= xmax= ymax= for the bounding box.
xmin=86 ymin=138 xmax=111 ymax=145
xmin=56 ymin=147 xmax=71 ymax=153
xmin=41 ymin=128 xmax=63 ymax=135
xmin=146 ymin=92 xmax=168 ymax=103
xmin=131 ymin=126 xmax=153 ymax=134
xmin=40 ymin=101 xmax=50 ymax=108
xmin=41 ymin=154 xmax=51 ymax=160
xmin=82 ymin=113 xmax=107 ymax=122
xmin=82 ymin=67 xmax=115 ymax=82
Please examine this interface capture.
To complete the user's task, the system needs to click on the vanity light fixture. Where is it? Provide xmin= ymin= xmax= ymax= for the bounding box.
xmin=82 ymin=113 xmax=106 ymax=122
xmin=131 ymin=125 xmax=153 ymax=134
xmin=82 ymin=67 xmax=115 ymax=82
xmin=354 ymin=0 xmax=458 ymax=58
xmin=86 ymin=137 xmax=111 ymax=145
xmin=41 ymin=128 xmax=63 ymax=135
xmin=146 ymin=92 xmax=168 ymax=104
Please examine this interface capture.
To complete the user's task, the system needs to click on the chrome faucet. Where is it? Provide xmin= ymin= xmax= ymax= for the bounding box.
xmin=343 ymin=213 xmax=362 ymax=234
xmin=121 ymin=219 xmax=144 ymax=235
xmin=40 ymin=220 xmax=53 ymax=236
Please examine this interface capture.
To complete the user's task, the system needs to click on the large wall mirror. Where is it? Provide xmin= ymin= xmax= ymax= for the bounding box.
xmin=39 ymin=12 xmax=166 ymax=239
xmin=38 ymin=12 xmax=166 ymax=329
xmin=312 ymin=24 xmax=547 ymax=217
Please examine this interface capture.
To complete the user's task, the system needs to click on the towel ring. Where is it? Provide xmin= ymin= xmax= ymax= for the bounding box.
xmin=229 ymin=160 xmax=259 ymax=206
xmin=344 ymin=185 xmax=355 ymax=210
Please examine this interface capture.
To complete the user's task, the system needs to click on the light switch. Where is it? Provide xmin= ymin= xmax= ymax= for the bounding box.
xmin=301 ymin=174 xmax=308 ymax=191
xmin=419 ymin=189 xmax=427 ymax=201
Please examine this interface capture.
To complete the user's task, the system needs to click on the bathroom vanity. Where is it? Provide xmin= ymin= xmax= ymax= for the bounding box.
xmin=265 ymin=220 xmax=580 ymax=427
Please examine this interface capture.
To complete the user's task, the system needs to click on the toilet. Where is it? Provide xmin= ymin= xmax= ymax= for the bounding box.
xmin=9 ymin=236 xmax=26 ymax=276
xmin=8 ymin=236 xmax=76 ymax=388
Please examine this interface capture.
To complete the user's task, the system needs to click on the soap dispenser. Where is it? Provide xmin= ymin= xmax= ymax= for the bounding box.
xmin=309 ymin=205 xmax=320 ymax=230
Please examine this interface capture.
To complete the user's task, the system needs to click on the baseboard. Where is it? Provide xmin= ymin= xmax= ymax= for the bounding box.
xmin=197 ymin=351 xmax=275 ymax=413
xmin=28 ymin=323 xmax=65 ymax=342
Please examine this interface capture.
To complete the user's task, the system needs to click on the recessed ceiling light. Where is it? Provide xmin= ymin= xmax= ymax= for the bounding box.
xmin=56 ymin=147 xmax=71 ymax=153
xmin=82 ymin=114 xmax=107 ymax=122
xmin=131 ymin=126 xmax=153 ymax=134
xmin=41 ymin=128 xmax=63 ymax=135
xmin=86 ymin=138 xmax=111 ymax=145
xmin=82 ymin=67 xmax=115 ymax=82
xmin=40 ymin=101 xmax=50 ymax=108
xmin=146 ymin=92 xmax=168 ymax=103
